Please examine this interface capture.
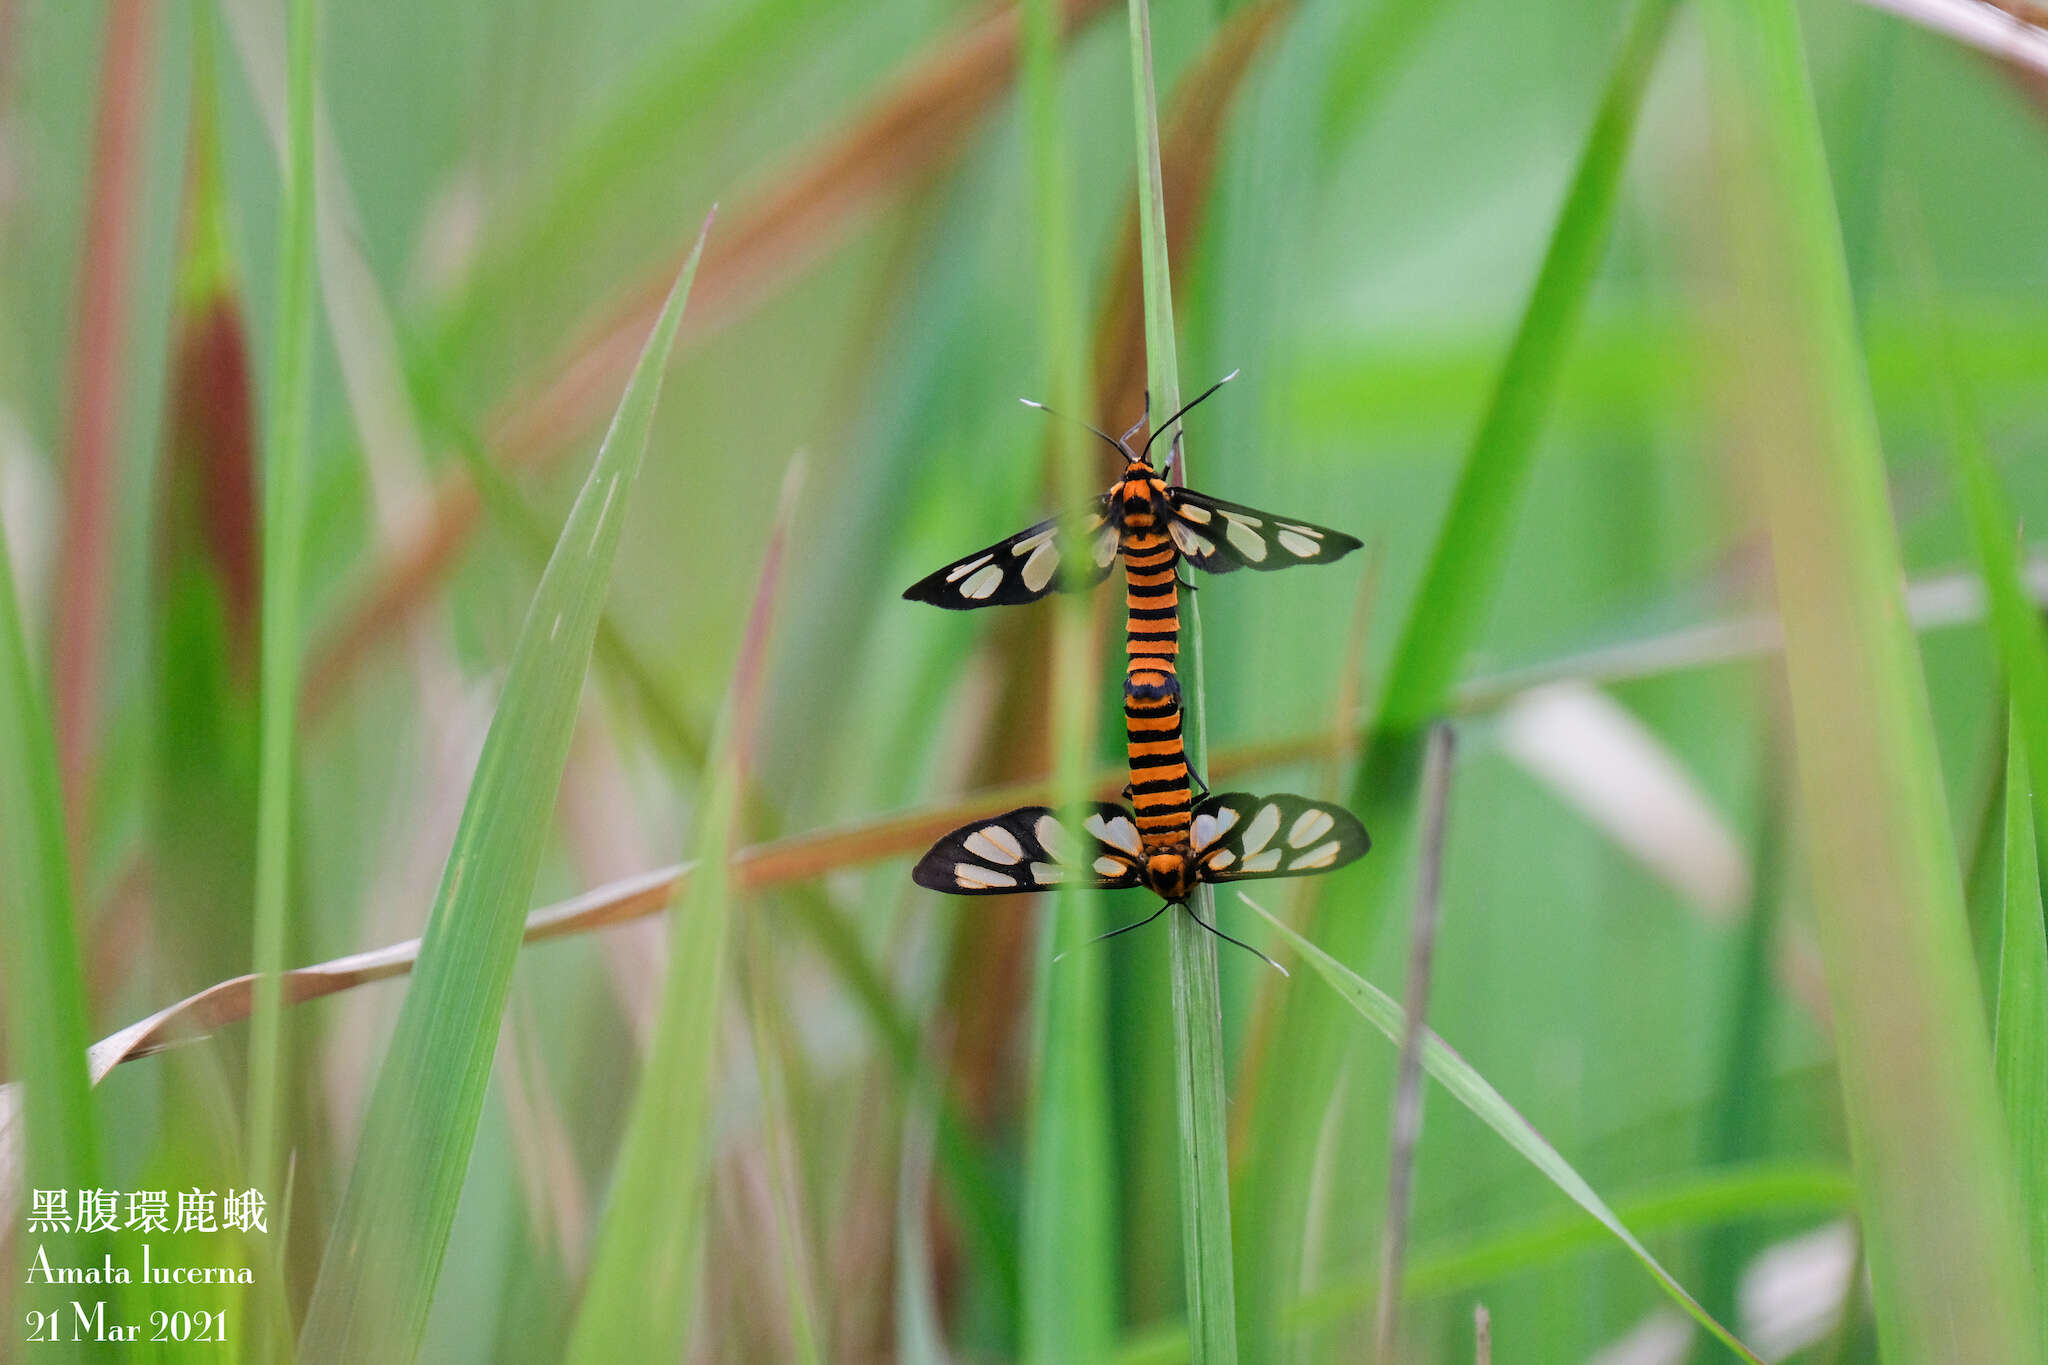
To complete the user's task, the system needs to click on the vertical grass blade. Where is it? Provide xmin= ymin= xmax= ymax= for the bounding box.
xmin=1373 ymin=0 xmax=1680 ymax=736
xmin=1371 ymin=724 xmax=1455 ymax=1363
xmin=297 ymin=213 xmax=714 ymax=1365
xmin=563 ymin=451 xmax=799 ymax=1365
xmin=1936 ymin=300 xmax=2048 ymax=1326
xmin=51 ymin=0 xmax=156 ymax=820
xmin=1706 ymin=0 xmax=2042 ymax=1357
xmin=245 ymin=0 xmax=318 ymax=1211
xmin=1245 ymin=898 xmax=1764 ymax=1363
xmin=0 ymin=519 xmax=105 ymax=1361
xmin=1126 ymin=2 xmax=1239 ymax=1360
xmin=1997 ymin=708 xmax=2048 ymax=1327
xmin=1942 ymin=330 xmax=2048 ymax=890
xmin=1236 ymin=1 xmax=1680 ymax=1345
xmin=1698 ymin=745 xmax=1785 ymax=1325
xmin=1939 ymin=348 xmax=2048 ymax=1318
xmin=1023 ymin=0 xmax=1118 ymax=1359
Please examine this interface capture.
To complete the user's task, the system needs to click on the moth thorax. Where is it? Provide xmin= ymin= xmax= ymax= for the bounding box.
xmin=1119 ymin=475 xmax=1159 ymax=525
xmin=1145 ymin=849 xmax=1196 ymax=901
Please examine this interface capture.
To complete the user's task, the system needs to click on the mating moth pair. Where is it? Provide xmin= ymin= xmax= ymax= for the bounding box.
xmin=904 ymin=373 xmax=1370 ymax=961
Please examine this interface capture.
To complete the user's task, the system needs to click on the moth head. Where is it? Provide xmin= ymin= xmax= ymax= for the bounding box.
xmin=1145 ymin=850 xmax=1197 ymax=903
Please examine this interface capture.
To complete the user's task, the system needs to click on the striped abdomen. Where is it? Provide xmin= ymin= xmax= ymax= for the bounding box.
xmin=1120 ymin=520 xmax=1192 ymax=858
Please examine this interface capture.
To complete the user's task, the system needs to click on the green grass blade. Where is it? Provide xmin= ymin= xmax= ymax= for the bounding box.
xmin=1373 ymin=0 xmax=1679 ymax=735
xmin=1389 ymin=1162 xmax=1855 ymax=1306
xmin=1245 ymin=897 xmax=1765 ymax=1363
xmin=1023 ymin=0 xmax=1118 ymax=1359
xmin=1236 ymin=1 xmax=1680 ymax=1342
xmin=1937 ymin=282 xmax=2048 ymax=875
xmin=1698 ymin=762 xmax=1785 ymax=1325
xmin=896 ymin=1088 xmax=955 ymax=1365
xmin=1998 ymin=712 xmax=2048 ymax=1320
xmin=296 ymin=212 xmax=714 ymax=1365
xmin=1937 ymin=296 xmax=2048 ymax=1325
xmin=739 ymin=931 xmax=825 ymax=1365
xmin=1113 ymin=1163 xmax=1854 ymax=1365
xmin=245 ymin=0 xmax=318 ymax=1210
xmin=0 ymin=516 xmax=105 ymax=1363
xmin=563 ymin=452 xmax=799 ymax=1365
xmin=1127 ymin=2 xmax=1238 ymax=1360
xmin=1707 ymin=0 xmax=2042 ymax=1356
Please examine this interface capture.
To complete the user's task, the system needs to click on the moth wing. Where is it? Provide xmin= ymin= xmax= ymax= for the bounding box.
xmin=903 ymin=497 xmax=1117 ymax=609
xmin=1190 ymin=791 xmax=1370 ymax=883
xmin=1165 ymin=488 xmax=1362 ymax=575
xmin=912 ymin=803 xmax=1147 ymax=895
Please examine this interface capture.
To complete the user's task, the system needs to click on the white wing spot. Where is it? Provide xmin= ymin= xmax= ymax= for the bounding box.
xmin=1177 ymin=502 xmax=1213 ymax=525
xmin=1289 ymin=841 xmax=1342 ymax=870
xmin=946 ymin=553 xmax=994 ymax=582
xmin=1205 ymin=847 xmax=1236 ymax=870
xmin=961 ymin=564 xmax=1004 ymax=599
xmin=1191 ymin=813 xmax=1220 ymax=853
xmin=1094 ymin=855 xmax=1129 ymax=878
xmin=1279 ymin=523 xmax=1321 ymax=539
xmin=1240 ymin=849 xmax=1283 ymax=873
xmin=1223 ymin=515 xmax=1268 ymax=562
xmin=1287 ymin=809 xmax=1335 ymax=848
xmin=1240 ymin=804 xmax=1282 ymax=856
xmin=1021 ymin=541 xmax=1059 ymax=592
xmin=1030 ymin=861 xmax=1064 ymax=885
xmin=1035 ymin=814 xmax=1069 ymax=861
xmin=1085 ymin=812 xmax=1142 ymax=857
xmin=1170 ymin=522 xmax=1215 ymax=558
xmin=1277 ymin=530 xmax=1321 ymax=558
xmin=1094 ymin=526 xmax=1120 ymax=567
xmin=1012 ymin=528 xmax=1056 ymax=555
xmin=1212 ymin=806 xmax=1241 ymax=837
xmin=955 ymin=864 xmax=1018 ymax=890
xmin=965 ymin=826 xmax=1024 ymax=865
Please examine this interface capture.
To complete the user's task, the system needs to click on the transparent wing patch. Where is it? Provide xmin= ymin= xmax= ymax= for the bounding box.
xmin=1190 ymin=792 xmax=1371 ymax=882
xmin=1164 ymin=488 xmax=1363 ymax=576
xmin=912 ymin=803 xmax=1146 ymax=895
xmin=902 ymin=497 xmax=1118 ymax=610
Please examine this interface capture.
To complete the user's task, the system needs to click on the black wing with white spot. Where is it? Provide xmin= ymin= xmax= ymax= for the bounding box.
xmin=1189 ymin=792 xmax=1370 ymax=883
xmin=912 ymin=803 xmax=1148 ymax=896
xmin=1164 ymin=489 xmax=1362 ymax=576
xmin=903 ymin=498 xmax=1118 ymax=610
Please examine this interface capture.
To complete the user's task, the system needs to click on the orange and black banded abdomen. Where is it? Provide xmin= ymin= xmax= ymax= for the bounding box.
xmin=1121 ymin=526 xmax=1181 ymax=677
xmin=1124 ymin=668 xmax=1192 ymax=853
xmin=1118 ymin=485 xmax=1194 ymax=858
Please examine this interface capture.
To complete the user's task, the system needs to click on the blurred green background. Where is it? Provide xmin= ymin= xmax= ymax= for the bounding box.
xmin=3 ymin=0 xmax=2047 ymax=1360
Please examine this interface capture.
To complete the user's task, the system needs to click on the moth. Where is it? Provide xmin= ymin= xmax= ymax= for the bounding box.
xmin=905 ymin=372 xmax=1372 ymax=962
xmin=902 ymin=372 xmax=1363 ymax=611
xmin=912 ymin=791 xmax=1370 ymax=958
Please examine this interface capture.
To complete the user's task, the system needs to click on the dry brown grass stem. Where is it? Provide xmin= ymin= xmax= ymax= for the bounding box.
xmin=53 ymin=0 xmax=157 ymax=827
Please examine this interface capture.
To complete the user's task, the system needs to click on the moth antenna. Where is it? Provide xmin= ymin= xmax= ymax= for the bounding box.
xmin=1020 ymin=397 xmax=1129 ymax=457
xmin=1117 ymin=392 xmax=1149 ymax=448
xmin=1052 ymin=903 xmax=1171 ymax=962
xmin=1139 ymin=368 xmax=1240 ymax=463
xmin=1187 ymin=903 xmax=1289 ymax=976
